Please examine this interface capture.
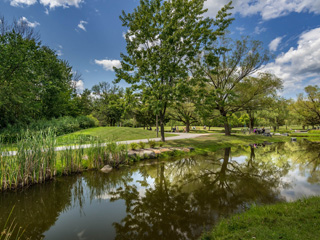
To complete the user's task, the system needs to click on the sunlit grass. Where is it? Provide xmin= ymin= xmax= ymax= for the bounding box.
xmin=201 ymin=196 xmax=320 ymax=240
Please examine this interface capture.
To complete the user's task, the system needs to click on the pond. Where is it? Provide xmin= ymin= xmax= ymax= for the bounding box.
xmin=1 ymin=141 xmax=320 ymax=240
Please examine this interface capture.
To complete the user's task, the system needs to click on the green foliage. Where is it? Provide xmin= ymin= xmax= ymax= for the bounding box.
xmin=0 ymin=116 xmax=95 ymax=143
xmin=148 ymin=140 xmax=156 ymax=148
xmin=292 ymin=85 xmax=320 ymax=126
xmin=138 ymin=141 xmax=146 ymax=149
xmin=130 ymin=142 xmax=138 ymax=150
xmin=115 ymin=0 xmax=229 ymax=141
xmin=91 ymin=82 xmax=125 ymax=126
xmin=0 ymin=21 xmax=78 ymax=129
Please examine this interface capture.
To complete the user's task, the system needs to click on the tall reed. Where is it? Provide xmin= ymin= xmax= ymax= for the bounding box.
xmin=0 ymin=131 xmax=130 ymax=191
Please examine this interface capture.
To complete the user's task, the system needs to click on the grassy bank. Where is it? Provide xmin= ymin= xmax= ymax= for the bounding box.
xmin=163 ymin=133 xmax=290 ymax=153
xmin=56 ymin=127 xmax=177 ymax=145
xmin=201 ymin=196 xmax=320 ymax=240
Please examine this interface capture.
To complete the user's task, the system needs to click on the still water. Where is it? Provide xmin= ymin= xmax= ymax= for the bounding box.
xmin=1 ymin=141 xmax=320 ymax=240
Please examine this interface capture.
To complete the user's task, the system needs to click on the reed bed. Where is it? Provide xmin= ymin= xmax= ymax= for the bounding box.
xmin=0 ymin=130 xmax=129 ymax=191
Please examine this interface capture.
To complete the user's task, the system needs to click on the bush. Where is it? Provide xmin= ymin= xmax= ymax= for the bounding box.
xmin=130 ymin=142 xmax=138 ymax=150
xmin=138 ymin=141 xmax=146 ymax=149
xmin=148 ymin=140 xmax=156 ymax=148
xmin=0 ymin=115 xmax=96 ymax=143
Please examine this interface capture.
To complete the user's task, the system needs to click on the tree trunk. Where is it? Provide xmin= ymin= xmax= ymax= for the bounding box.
xmin=222 ymin=112 xmax=231 ymax=136
xmin=248 ymin=111 xmax=254 ymax=134
xmin=224 ymin=120 xmax=231 ymax=136
xmin=159 ymin=113 xmax=165 ymax=142
xmin=273 ymin=126 xmax=276 ymax=132
xmin=186 ymin=120 xmax=190 ymax=133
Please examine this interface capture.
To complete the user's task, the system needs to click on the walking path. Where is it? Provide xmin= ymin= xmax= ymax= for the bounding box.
xmin=2 ymin=133 xmax=209 ymax=157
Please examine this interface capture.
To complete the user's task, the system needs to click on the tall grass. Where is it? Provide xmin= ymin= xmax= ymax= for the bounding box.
xmin=0 ymin=131 xmax=130 ymax=191
xmin=0 ymin=206 xmax=27 ymax=240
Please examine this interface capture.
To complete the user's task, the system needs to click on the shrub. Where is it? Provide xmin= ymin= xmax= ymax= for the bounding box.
xmin=130 ymin=142 xmax=138 ymax=150
xmin=0 ymin=116 xmax=96 ymax=143
xmin=138 ymin=141 xmax=146 ymax=149
xmin=159 ymin=141 xmax=164 ymax=147
xmin=148 ymin=140 xmax=156 ymax=148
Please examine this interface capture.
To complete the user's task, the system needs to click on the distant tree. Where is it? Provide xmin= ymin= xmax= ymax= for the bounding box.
xmin=91 ymin=82 xmax=125 ymax=126
xmin=114 ymin=0 xmax=233 ymax=141
xmin=259 ymin=97 xmax=289 ymax=131
xmin=292 ymin=85 xmax=320 ymax=127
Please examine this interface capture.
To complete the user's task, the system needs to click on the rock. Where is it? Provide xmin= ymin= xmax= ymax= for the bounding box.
xmin=183 ymin=148 xmax=190 ymax=152
xmin=143 ymin=150 xmax=156 ymax=159
xmin=188 ymin=147 xmax=195 ymax=152
xmin=152 ymin=149 xmax=161 ymax=155
xmin=101 ymin=165 xmax=113 ymax=173
xmin=160 ymin=148 xmax=172 ymax=153
xmin=274 ymin=133 xmax=281 ymax=136
xmin=128 ymin=151 xmax=137 ymax=158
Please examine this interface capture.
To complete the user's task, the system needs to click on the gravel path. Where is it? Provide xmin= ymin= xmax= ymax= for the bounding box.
xmin=2 ymin=133 xmax=209 ymax=157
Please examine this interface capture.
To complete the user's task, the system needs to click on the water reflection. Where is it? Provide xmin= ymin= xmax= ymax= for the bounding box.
xmin=0 ymin=141 xmax=319 ymax=240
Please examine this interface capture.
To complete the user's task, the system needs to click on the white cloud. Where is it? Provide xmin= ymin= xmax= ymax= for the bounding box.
xmin=77 ymin=20 xmax=87 ymax=31
xmin=254 ymin=26 xmax=266 ymax=35
xmin=10 ymin=0 xmax=37 ymax=7
xmin=263 ymin=27 xmax=320 ymax=95
xmin=39 ymin=0 xmax=83 ymax=9
xmin=236 ymin=27 xmax=245 ymax=34
xmin=95 ymin=59 xmax=121 ymax=71
xmin=18 ymin=17 xmax=40 ymax=28
xmin=269 ymin=37 xmax=283 ymax=52
xmin=10 ymin=0 xmax=83 ymax=9
xmin=204 ymin=0 xmax=320 ymax=20
xmin=72 ymin=80 xmax=84 ymax=92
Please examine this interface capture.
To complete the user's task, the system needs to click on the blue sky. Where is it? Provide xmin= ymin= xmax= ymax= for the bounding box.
xmin=1 ymin=0 xmax=320 ymax=98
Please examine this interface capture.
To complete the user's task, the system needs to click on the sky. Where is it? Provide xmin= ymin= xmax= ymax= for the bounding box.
xmin=1 ymin=0 xmax=320 ymax=99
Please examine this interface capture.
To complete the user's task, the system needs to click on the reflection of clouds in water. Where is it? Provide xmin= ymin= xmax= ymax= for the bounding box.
xmin=231 ymin=156 xmax=247 ymax=164
xmin=96 ymin=172 xmax=155 ymax=200
xmin=280 ymin=168 xmax=320 ymax=201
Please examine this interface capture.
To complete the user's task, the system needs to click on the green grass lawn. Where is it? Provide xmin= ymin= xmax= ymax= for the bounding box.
xmin=201 ymin=196 xmax=320 ymax=240
xmin=56 ymin=127 xmax=177 ymax=145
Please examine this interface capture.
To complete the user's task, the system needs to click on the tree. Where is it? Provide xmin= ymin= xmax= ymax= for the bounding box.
xmin=0 ymin=18 xmax=75 ymax=129
xmin=259 ymin=97 xmax=289 ymax=131
xmin=292 ymin=85 xmax=320 ymax=127
xmin=168 ymin=101 xmax=198 ymax=132
xmin=91 ymin=82 xmax=125 ymax=126
xmin=197 ymin=34 xmax=275 ymax=135
xmin=114 ymin=0 xmax=232 ymax=141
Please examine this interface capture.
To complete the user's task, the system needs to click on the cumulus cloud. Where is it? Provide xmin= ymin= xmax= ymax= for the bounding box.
xmin=263 ymin=27 xmax=320 ymax=95
xmin=10 ymin=0 xmax=83 ymax=9
xmin=18 ymin=17 xmax=40 ymax=28
xmin=95 ymin=59 xmax=121 ymax=71
xmin=254 ymin=26 xmax=267 ymax=35
xmin=269 ymin=37 xmax=283 ymax=52
xmin=40 ymin=0 xmax=83 ymax=9
xmin=77 ymin=20 xmax=88 ymax=31
xmin=71 ymin=80 xmax=84 ymax=92
xmin=10 ymin=0 xmax=37 ymax=7
xmin=204 ymin=0 xmax=320 ymax=20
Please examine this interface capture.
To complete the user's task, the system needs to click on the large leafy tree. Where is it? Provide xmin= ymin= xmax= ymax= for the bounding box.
xmin=0 ymin=18 xmax=74 ymax=129
xmin=115 ymin=0 xmax=232 ymax=141
xmin=292 ymin=85 xmax=320 ymax=127
xmin=197 ymin=36 xmax=272 ymax=135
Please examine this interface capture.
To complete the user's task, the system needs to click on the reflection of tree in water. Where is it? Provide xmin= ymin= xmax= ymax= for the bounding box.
xmin=110 ymin=147 xmax=290 ymax=240
xmin=0 ymin=176 xmax=78 ymax=239
xmin=286 ymin=140 xmax=320 ymax=184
